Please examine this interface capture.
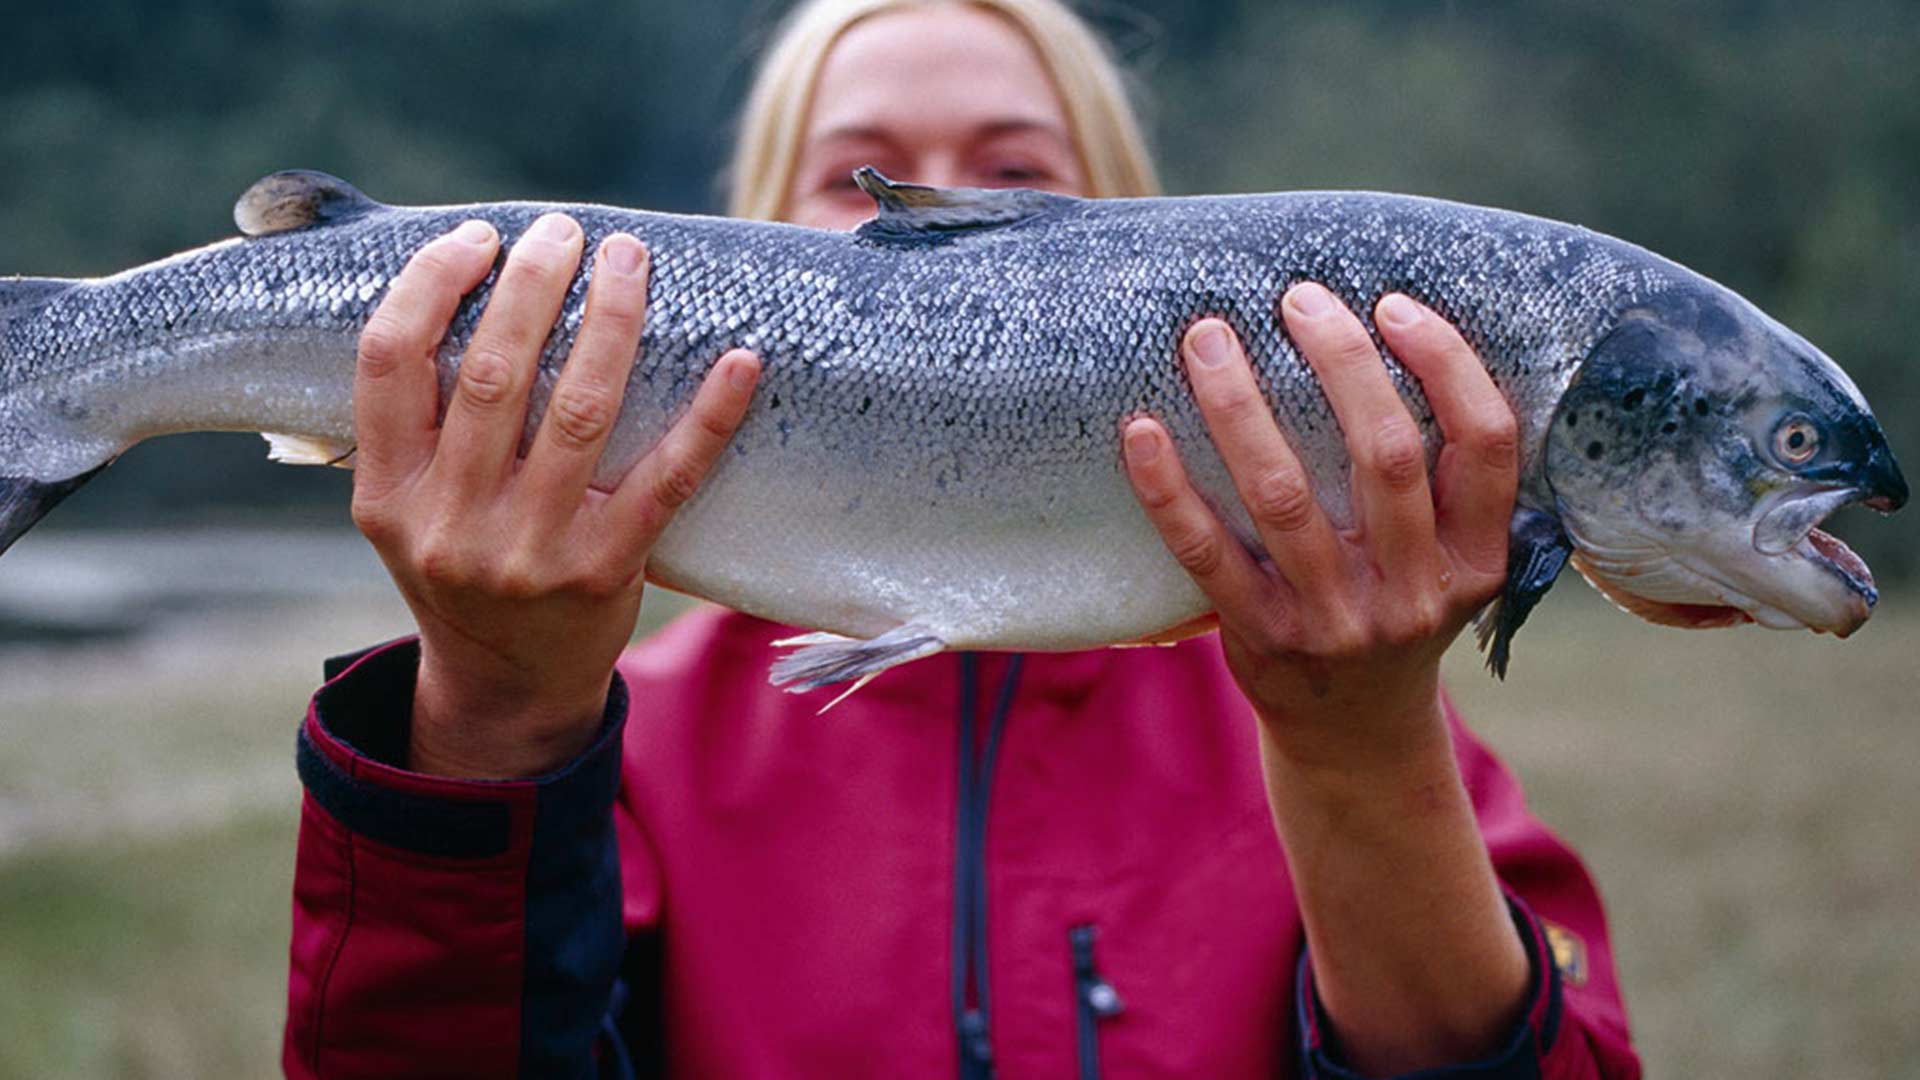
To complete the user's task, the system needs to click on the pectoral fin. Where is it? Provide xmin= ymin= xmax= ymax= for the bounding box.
xmin=1474 ymin=508 xmax=1573 ymax=678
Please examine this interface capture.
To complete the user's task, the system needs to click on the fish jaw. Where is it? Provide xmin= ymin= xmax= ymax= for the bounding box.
xmin=1567 ymin=526 xmax=1874 ymax=637
xmin=1800 ymin=527 xmax=1877 ymax=635
xmin=1739 ymin=482 xmax=1892 ymax=634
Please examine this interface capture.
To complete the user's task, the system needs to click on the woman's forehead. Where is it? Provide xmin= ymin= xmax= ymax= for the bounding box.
xmin=806 ymin=6 xmax=1070 ymax=143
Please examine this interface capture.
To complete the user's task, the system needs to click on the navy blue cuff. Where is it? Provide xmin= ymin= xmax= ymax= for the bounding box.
xmin=1295 ymin=897 xmax=1562 ymax=1080
xmin=296 ymin=638 xmax=629 ymax=859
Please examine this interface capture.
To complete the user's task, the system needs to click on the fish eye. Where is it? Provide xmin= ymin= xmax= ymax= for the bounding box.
xmin=1772 ymin=416 xmax=1822 ymax=467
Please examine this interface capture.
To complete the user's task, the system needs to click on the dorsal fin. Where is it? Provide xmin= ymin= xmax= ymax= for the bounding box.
xmin=852 ymin=167 xmax=1067 ymax=246
xmin=233 ymin=170 xmax=383 ymax=237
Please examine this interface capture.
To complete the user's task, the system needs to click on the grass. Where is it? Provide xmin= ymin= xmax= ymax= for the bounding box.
xmin=0 ymin=815 xmax=295 ymax=1079
xmin=0 ymin=584 xmax=1915 ymax=1078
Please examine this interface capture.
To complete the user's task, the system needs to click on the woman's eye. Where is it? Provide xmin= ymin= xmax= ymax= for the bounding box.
xmin=1773 ymin=416 xmax=1822 ymax=466
xmin=990 ymin=164 xmax=1047 ymax=183
xmin=803 ymin=164 xmax=881 ymax=196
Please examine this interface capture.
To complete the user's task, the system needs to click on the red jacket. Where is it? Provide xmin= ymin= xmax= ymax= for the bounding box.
xmin=285 ymin=605 xmax=1640 ymax=1079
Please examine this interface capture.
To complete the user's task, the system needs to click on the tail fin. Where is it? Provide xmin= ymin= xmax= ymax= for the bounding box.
xmin=0 ymin=465 xmax=107 ymax=556
xmin=1 ymin=275 xmax=98 ymax=556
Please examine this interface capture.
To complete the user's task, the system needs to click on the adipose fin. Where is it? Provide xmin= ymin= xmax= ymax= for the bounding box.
xmin=234 ymin=170 xmax=385 ymax=238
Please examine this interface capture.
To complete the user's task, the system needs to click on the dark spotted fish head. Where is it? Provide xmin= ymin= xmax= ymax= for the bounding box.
xmin=1543 ymin=283 xmax=1907 ymax=637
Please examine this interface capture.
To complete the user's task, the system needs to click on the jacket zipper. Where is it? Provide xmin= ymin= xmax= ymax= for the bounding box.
xmin=953 ymin=654 xmax=1023 ymax=1080
xmin=1070 ymin=924 xmax=1125 ymax=1080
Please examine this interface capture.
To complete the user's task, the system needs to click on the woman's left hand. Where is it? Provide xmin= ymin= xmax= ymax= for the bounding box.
xmin=1122 ymin=281 xmax=1520 ymax=762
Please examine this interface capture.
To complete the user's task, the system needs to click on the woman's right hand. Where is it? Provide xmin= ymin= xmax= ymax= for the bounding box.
xmin=349 ymin=214 xmax=761 ymax=779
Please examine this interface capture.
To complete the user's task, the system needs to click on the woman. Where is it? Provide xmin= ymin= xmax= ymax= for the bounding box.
xmin=284 ymin=1 xmax=1640 ymax=1077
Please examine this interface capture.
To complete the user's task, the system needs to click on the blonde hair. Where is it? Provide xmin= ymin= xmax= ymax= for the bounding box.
xmin=727 ymin=0 xmax=1159 ymax=221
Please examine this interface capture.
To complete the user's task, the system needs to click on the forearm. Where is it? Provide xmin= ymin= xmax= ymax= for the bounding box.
xmin=1260 ymin=692 xmax=1530 ymax=1075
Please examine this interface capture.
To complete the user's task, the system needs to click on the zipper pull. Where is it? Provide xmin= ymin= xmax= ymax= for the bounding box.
xmin=1084 ymin=977 xmax=1125 ymax=1018
xmin=1070 ymin=925 xmax=1126 ymax=1018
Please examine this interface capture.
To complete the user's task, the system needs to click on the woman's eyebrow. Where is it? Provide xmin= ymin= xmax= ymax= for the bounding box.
xmin=805 ymin=125 xmax=901 ymax=149
xmin=969 ymin=118 xmax=1072 ymax=143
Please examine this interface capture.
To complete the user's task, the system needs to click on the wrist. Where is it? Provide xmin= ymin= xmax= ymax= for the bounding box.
xmin=1253 ymin=680 xmax=1452 ymax=782
xmin=409 ymin=651 xmax=614 ymax=779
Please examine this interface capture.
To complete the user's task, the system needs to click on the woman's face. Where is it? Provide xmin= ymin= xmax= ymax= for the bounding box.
xmin=785 ymin=4 xmax=1087 ymax=229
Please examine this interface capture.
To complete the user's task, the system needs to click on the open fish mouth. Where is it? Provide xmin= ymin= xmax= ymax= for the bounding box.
xmin=1748 ymin=485 xmax=1882 ymax=635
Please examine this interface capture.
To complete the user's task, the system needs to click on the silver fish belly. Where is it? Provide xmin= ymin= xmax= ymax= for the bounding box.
xmin=1 ymin=169 xmax=1902 ymax=688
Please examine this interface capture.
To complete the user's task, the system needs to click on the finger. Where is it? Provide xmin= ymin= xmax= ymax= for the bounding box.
xmin=1179 ymin=319 xmax=1345 ymax=593
xmin=433 ymin=212 xmax=584 ymax=497
xmin=1121 ymin=416 xmax=1279 ymax=630
xmin=1282 ymin=282 xmax=1437 ymax=580
xmin=520 ymin=234 xmax=651 ymax=511
xmin=604 ymin=350 xmax=762 ymax=560
xmin=354 ymin=220 xmax=499 ymax=487
xmin=1375 ymin=293 xmax=1519 ymax=578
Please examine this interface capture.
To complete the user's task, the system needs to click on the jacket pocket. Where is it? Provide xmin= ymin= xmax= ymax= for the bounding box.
xmin=1070 ymin=925 xmax=1125 ymax=1080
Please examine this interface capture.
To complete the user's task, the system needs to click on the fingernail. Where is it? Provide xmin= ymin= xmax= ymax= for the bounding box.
xmin=727 ymin=356 xmax=756 ymax=391
xmin=1378 ymin=293 xmax=1422 ymax=329
xmin=534 ymin=213 xmax=576 ymax=242
xmin=453 ymin=219 xmax=495 ymax=245
xmin=1287 ymin=283 xmax=1335 ymax=318
xmin=602 ymin=234 xmax=644 ymax=275
xmin=1188 ymin=322 xmax=1231 ymax=368
xmin=1125 ymin=426 xmax=1160 ymax=464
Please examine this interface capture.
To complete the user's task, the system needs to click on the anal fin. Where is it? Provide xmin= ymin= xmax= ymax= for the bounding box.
xmin=769 ymin=623 xmax=947 ymax=705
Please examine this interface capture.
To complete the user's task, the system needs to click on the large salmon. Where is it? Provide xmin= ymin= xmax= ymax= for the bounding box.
xmin=0 ymin=169 xmax=1905 ymax=688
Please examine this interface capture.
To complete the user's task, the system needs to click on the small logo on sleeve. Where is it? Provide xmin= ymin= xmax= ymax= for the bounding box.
xmin=1542 ymin=919 xmax=1589 ymax=987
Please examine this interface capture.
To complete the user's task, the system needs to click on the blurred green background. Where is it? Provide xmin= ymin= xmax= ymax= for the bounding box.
xmin=1 ymin=1 xmax=1917 ymax=1076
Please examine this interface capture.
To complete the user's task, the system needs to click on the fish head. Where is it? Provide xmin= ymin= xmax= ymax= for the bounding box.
xmin=1543 ymin=284 xmax=1906 ymax=637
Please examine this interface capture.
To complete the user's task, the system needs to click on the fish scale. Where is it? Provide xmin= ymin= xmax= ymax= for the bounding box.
xmin=0 ymin=168 xmax=1904 ymax=690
